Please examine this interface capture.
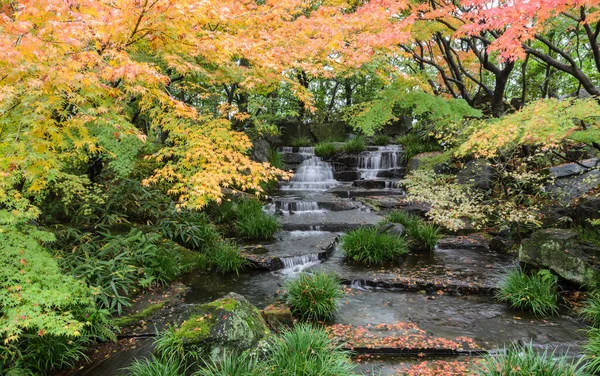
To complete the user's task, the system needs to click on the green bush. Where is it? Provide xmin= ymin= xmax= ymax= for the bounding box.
xmin=126 ymin=356 xmax=184 ymax=376
xmin=157 ymin=211 xmax=221 ymax=252
xmin=314 ymin=142 xmax=339 ymax=158
xmin=585 ymin=327 xmax=600 ymax=373
xmin=476 ymin=342 xmax=586 ymax=376
xmin=387 ymin=211 xmax=439 ymax=251
xmin=210 ymin=241 xmax=249 ymax=275
xmin=340 ymin=227 xmax=408 ymax=265
xmin=264 ymin=324 xmax=355 ymax=376
xmin=194 ymin=351 xmax=262 ymax=376
xmin=234 ymin=200 xmax=279 ymax=240
xmin=342 ymin=136 xmax=366 ymax=153
xmin=396 ymin=133 xmax=441 ymax=160
xmin=496 ymin=268 xmax=559 ymax=316
xmin=284 ymin=272 xmax=343 ymax=321
xmin=582 ymin=291 xmax=600 ymax=327
xmin=290 ymin=137 xmax=313 ymax=147
xmin=372 ymin=134 xmax=390 ymax=145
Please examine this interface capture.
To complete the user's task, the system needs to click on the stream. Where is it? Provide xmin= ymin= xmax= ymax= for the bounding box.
xmin=69 ymin=145 xmax=587 ymax=375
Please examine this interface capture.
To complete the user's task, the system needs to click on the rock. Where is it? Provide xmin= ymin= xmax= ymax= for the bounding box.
xmin=377 ymin=222 xmax=405 ymax=237
xmin=334 ymin=170 xmax=359 ymax=181
xmin=573 ymin=196 xmax=600 ymax=227
xmin=278 ymin=119 xmax=313 ymax=145
xmin=243 ymin=249 xmax=285 ymax=271
xmin=353 ymin=180 xmax=391 ymax=189
xmin=407 ymin=152 xmax=446 ymax=173
xmin=489 ymin=236 xmax=515 ymax=253
xmin=457 ymin=159 xmax=493 ymax=190
xmin=519 ymin=229 xmax=600 ymax=285
xmin=263 ymin=303 xmax=293 ymax=331
xmin=310 ymin=122 xmax=347 ymax=142
xmin=437 ymin=233 xmax=490 ymax=250
xmin=173 ymin=293 xmax=271 ymax=359
xmin=383 ymin=116 xmax=412 ymax=136
xmin=251 ymin=139 xmax=270 ymax=163
xmin=546 ymin=159 xmax=600 ymax=204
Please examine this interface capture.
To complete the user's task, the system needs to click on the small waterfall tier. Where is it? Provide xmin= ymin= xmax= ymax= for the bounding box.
xmin=357 ymin=145 xmax=403 ymax=179
xmin=281 ymin=148 xmax=339 ymax=191
xmin=265 ymin=201 xmax=325 ymax=215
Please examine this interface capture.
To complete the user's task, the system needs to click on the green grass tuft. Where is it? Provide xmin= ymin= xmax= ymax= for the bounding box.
xmin=577 ymin=226 xmax=600 ymax=247
xmin=496 ymin=267 xmax=559 ymax=316
xmin=264 ymin=324 xmax=355 ymax=375
xmin=476 ymin=342 xmax=586 ymax=376
xmin=284 ymin=272 xmax=343 ymax=321
xmin=314 ymin=142 xmax=339 ymax=158
xmin=112 ymin=301 xmax=166 ymax=327
xmin=387 ymin=211 xmax=439 ymax=251
xmin=582 ymin=291 xmax=600 ymax=327
xmin=372 ymin=134 xmax=391 ymax=145
xmin=342 ymin=136 xmax=366 ymax=153
xmin=267 ymin=147 xmax=283 ymax=169
xmin=396 ymin=133 xmax=441 ymax=161
xmin=217 ymin=199 xmax=279 ymax=240
xmin=194 ymin=351 xmax=262 ymax=376
xmin=290 ymin=137 xmax=313 ymax=147
xmin=126 ymin=356 xmax=184 ymax=376
xmin=210 ymin=240 xmax=249 ymax=275
xmin=340 ymin=227 xmax=408 ymax=265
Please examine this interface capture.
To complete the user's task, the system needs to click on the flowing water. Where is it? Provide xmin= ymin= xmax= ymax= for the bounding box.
xmin=68 ymin=144 xmax=587 ymax=376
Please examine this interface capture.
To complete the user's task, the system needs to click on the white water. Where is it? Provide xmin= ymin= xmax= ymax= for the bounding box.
xmin=358 ymin=145 xmax=402 ymax=179
xmin=279 ymin=254 xmax=321 ymax=275
xmin=264 ymin=201 xmax=326 ymax=215
xmin=281 ymin=148 xmax=338 ymax=191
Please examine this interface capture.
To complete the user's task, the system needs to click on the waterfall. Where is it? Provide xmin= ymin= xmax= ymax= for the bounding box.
xmin=279 ymin=253 xmax=321 ymax=275
xmin=357 ymin=145 xmax=402 ymax=179
xmin=279 ymin=146 xmax=293 ymax=153
xmin=264 ymin=201 xmax=325 ymax=215
xmin=281 ymin=148 xmax=338 ymax=191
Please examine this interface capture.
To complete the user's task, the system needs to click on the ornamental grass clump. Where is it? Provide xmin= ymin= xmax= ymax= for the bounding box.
xmin=264 ymin=324 xmax=355 ymax=376
xmin=496 ymin=267 xmax=559 ymax=316
xmin=387 ymin=210 xmax=440 ymax=251
xmin=284 ymin=272 xmax=343 ymax=321
xmin=582 ymin=291 xmax=600 ymax=327
xmin=340 ymin=227 xmax=408 ymax=265
xmin=476 ymin=342 xmax=587 ymax=376
xmin=342 ymin=136 xmax=366 ymax=153
xmin=314 ymin=142 xmax=339 ymax=158
xmin=126 ymin=356 xmax=185 ymax=376
xmin=210 ymin=241 xmax=249 ymax=275
xmin=232 ymin=199 xmax=280 ymax=240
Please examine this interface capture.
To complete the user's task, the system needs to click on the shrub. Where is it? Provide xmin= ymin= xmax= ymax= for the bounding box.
xmin=314 ymin=142 xmax=339 ymax=158
xmin=284 ymin=272 xmax=343 ymax=321
xmin=476 ymin=342 xmax=586 ymax=376
xmin=126 ymin=356 xmax=184 ymax=376
xmin=264 ymin=324 xmax=355 ymax=376
xmin=234 ymin=200 xmax=279 ymax=240
xmin=396 ymin=133 xmax=441 ymax=161
xmin=340 ymin=227 xmax=408 ymax=265
xmin=267 ymin=147 xmax=283 ymax=169
xmin=582 ymin=291 xmax=600 ymax=327
xmin=194 ymin=351 xmax=262 ymax=376
xmin=496 ymin=268 xmax=559 ymax=316
xmin=210 ymin=241 xmax=249 ymax=275
xmin=342 ymin=136 xmax=366 ymax=153
xmin=577 ymin=226 xmax=600 ymax=247
xmin=387 ymin=211 xmax=439 ymax=251
xmin=290 ymin=137 xmax=313 ymax=147
xmin=372 ymin=134 xmax=390 ymax=145
xmin=157 ymin=210 xmax=221 ymax=252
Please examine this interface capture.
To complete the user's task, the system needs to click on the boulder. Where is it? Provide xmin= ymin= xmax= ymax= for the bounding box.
xmin=457 ymin=159 xmax=493 ymax=190
xmin=377 ymin=222 xmax=405 ymax=237
xmin=310 ymin=122 xmax=347 ymax=142
xmin=546 ymin=159 xmax=600 ymax=204
xmin=437 ymin=233 xmax=490 ymax=250
xmin=173 ymin=293 xmax=271 ymax=359
xmin=573 ymin=196 xmax=600 ymax=227
xmin=519 ymin=229 xmax=600 ymax=285
xmin=489 ymin=236 xmax=515 ymax=253
xmin=407 ymin=152 xmax=447 ymax=173
xmin=263 ymin=303 xmax=293 ymax=331
xmin=251 ymin=139 xmax=271 ymax=163
xmin=353 ymin=180 xmax=391 ymax=189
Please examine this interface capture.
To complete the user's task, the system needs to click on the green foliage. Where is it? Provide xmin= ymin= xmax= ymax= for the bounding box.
xmin=496 ymin=268 xmax=559 ymax=316
xmin=396 ymin=133 xmax=442 ymax=161
xmin=340 ymin=227 xmax=408 ymax=265
xmin=387 ymin=211 xmax=439 ymax=251
xmin=290 ymin=137 xmax=313 ymax=147
xmin=476 ymin=342 xmax=587 ymax=376
xmin=582 ymin=292 xmax=600 ymax=327
xmin=210 ymin=241 xmax=249 ymax=275
xmin=577 ymin=226 xmax=600 ymax=247
xmin=584 ymin=327 xmax=600 ymax=374
xmin=342 ymin=136 xmax=366 ymax=153
xmin=267 ymin=147 xmax=284 ymax=169
xmin=157 ymin=211 xmax=221 ymax=252
xmin=284 ymin=272 xmax=343 ymax=321
xmin=194 ymin=351 xmax=262 ymax=376
xmin=126 ymin=356 xmax=184 ymax=376
xmin=264 ymin=324 xmax=355 ymax=376
xmin=314 ymin=142 xmax=339 ymax=158
xmin=221 ymin=199 xmax=279 ymax=240
xmin=371 ymin=134 xmax=391 ymax=145
xmin=345 ymin=78 xmax=481 ymax=136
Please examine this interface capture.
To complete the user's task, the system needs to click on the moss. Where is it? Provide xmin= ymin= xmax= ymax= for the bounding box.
xmin=175 ymin=312 xmax=218 ymax=342
xmin=206 ymin=297 xmax=238 ymax=312
xmin=112 ymin=301 xmax=166 ymax=327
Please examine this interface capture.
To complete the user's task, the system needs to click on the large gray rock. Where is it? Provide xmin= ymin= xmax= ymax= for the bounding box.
xmin=519 ymin=229 xmax=600 ymax=285
xmin=172 ymin=293 xmax=271 ymax=359
xmin=407 ymin=152 xmax=447 ymax=173
xmin=457 ymin=159 xmax=493 ymax=190
xmin=252 ymin=139 xmax=271 ymax=163
xmin=573 ymin=196 xmax=600 ymax=227
xmin=546 ymin=159 xmax=600 ymax=204
xmin=310 ymin=122 xmax=347 ymax=142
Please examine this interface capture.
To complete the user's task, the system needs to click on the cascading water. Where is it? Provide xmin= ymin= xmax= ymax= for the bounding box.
xmin=279 ymin=253 xmax=321 ymax=275
xmin=281 ymin=148 xmax=338 ymax=191
xmin=358 ymin=145 xmax=402 ymax=179
xmin=265 ymin=201 xmax=324 ymax=214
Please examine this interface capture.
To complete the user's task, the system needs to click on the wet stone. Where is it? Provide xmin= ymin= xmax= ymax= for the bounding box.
xmin=263 ymin=303 xmax=293 ymax=331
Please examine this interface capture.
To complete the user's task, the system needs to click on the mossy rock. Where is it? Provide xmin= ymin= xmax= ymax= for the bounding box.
xmin=174 ymin=292 xmax=272 ymax=359
xmin=519 ymin=228 xmax=600 ymax=286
